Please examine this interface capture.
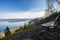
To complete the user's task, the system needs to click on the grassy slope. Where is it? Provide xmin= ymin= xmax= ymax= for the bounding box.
xmin=0 ymin=12 xmax=59 ymax=40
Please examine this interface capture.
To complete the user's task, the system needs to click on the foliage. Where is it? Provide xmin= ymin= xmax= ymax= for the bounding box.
xmin=4 ymin=27 xmax=11 ymax=37
xmin=23 ymin=23 xmax=27 ymax=29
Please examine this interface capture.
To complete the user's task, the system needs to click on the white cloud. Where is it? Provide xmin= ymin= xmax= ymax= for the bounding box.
xmin=0 ymin=9 xmax=45 ymax=19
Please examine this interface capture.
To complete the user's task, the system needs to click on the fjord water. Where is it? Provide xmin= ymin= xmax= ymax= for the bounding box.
xmin=0 ymin=19 xmax=30 ymax=32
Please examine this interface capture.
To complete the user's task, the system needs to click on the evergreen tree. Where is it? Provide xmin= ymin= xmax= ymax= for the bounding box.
xmin=20 ymin=26 xmax=23 ymax=29
xmin=24 ymin=23 xmax=27 ymax=29
xmin=4 ymin=26 xmax=11 ymax=37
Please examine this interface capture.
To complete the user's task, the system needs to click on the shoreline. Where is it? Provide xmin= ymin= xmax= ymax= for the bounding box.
xmin=0 ymin=20 xmax=30 ymax=38
xmin=0 ymin=32 xmax=5 ymax=38
xmin=0 ymin=20 xmax=29 ymax=32
xmin=0 ymin=28 xmax=17 ymax=38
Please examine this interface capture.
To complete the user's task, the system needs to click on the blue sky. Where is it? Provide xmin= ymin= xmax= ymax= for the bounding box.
xmin=0 ymin=0 xmax=46 ymax=19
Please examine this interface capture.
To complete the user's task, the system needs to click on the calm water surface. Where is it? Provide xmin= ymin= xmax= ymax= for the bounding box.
xmin=0 ymin=20 xmax=29 ymax=32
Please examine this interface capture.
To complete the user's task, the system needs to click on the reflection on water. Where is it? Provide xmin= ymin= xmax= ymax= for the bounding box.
xmin=0 ymin=21 xmax=29 ymax=32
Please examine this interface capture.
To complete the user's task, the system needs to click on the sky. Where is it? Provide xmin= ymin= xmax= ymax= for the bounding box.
xmin=0 ymin=0 xmax=46 ymax=19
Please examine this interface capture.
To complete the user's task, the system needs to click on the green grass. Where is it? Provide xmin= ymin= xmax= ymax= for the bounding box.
xmin=0 ymin=25 xmax=41 ymax=40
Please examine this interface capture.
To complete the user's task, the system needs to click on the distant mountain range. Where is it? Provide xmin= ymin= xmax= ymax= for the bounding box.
xmin=0 ymin=19 xmax=31 ymax=22
xmin=29 ymin=17 xmax=43 ymax=24
xmin=0 ymin=17 xmax=43 ymax=23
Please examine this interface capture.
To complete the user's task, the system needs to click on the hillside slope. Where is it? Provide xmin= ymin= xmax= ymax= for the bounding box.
xmin=0 ymin=12 xmax=59 ymax=40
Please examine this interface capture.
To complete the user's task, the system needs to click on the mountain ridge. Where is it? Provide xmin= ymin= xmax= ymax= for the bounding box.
xmin=0 ymin=19 xmax=31 ymax=22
